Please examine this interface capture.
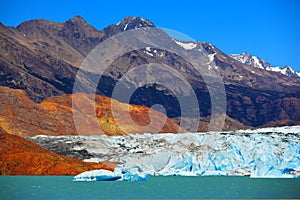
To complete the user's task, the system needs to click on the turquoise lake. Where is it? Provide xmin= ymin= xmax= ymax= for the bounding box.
xmin=1 ymin=176 xmax=299 ymax=199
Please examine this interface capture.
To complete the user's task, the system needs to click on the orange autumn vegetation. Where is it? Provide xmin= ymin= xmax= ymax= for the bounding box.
xmin=0 ymin=86 xmax=183 ymax=137
xmin=0 ymin=128 xmax=119 ymax=175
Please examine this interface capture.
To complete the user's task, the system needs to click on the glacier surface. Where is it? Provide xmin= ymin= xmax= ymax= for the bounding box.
xmin=31 ymin=126 xmax=300 ymax=178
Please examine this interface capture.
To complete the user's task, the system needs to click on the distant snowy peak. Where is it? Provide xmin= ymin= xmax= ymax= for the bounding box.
xmin=230 ymin=53 xmax=272 ymax=70
xmin=230 ymin=53 xmax=300 ymax=78
xmin=280 ymin=65 xmax=300 ymax=78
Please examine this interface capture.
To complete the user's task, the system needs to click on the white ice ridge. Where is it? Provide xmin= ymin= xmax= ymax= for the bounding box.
xmin=174 ymin=40 xmax=197 ymax=50
xmin=33 ymin=126 xmax=300 ymax=179
xmin=73 ymin=168 xmax=149 ymax=182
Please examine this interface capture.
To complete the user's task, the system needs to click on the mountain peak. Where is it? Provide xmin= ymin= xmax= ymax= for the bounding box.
xmin=116 ymin=16 xmax=155 ymax=31
xmin=282 ymin=65 xmax=300 ymax=78
xmin=118 ymin=16 xmax=154 ymax=27
xmin=103 ymin=16 xmax=155 ymax=37
xmin=63 ymin=16 xmax=92 ymax=30
xmin=66 ymin=16 xmax=88 ymax=25
xmin=230 ymin=53 xmax=300 ymax=78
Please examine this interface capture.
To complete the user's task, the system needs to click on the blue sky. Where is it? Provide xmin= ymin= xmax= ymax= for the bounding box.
xmin=1 ymin=0 xmax=299 ymax=71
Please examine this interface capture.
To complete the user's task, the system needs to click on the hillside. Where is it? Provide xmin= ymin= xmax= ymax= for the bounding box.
xmin=0 ymin=128 xmax=117 ymax=175
xmin=0 ymin=86 xmax=182 ymax=136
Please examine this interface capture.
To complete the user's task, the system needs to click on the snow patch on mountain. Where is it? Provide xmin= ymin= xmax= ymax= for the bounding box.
xmin=123 ymin=23 xmax=129 ymax=31
xmin=207 ymin=53 xmax=218 ymax=70
xmin=230 ymin=53 xmax=300 ymax=78
xmin=174 ymin=40 xmax=197 ymax=50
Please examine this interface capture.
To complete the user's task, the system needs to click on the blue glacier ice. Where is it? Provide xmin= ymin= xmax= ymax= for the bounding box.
xmin=61 ymin=126 xmax=300 ymax=179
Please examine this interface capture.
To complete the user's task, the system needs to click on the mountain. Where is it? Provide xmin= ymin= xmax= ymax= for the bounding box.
xmin=0 ymin=128 xmax=118 ymax=175
xmin=0 ymin=86 xmax=182 ymax=136
xmin=0 ymin=16 xmax=156 ymax=103
xmin=230 ymin=53 xmax=300 ymax=78
xmin=0 ymin=16 xmax=300 ymax=128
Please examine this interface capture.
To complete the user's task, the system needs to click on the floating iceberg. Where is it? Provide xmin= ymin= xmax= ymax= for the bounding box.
xmin=73 ymin=169 xmax=122 ymax=181
xmin=73 ymin=167 xmax=149 ymax=182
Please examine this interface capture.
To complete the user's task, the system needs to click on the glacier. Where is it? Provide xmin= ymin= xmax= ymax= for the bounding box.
xmin=30 ymin=126 xmax=300 ymax=179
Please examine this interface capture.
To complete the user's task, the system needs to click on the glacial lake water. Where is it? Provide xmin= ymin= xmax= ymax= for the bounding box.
xmin=1 ymin=176 xmax=300 ymax=199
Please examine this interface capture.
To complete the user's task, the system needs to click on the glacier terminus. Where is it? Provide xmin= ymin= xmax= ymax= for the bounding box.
xmin=30 ymin=126 xmax=300 ymax=181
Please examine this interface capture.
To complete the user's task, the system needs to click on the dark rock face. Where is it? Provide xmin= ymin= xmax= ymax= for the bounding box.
xmin=0 ymin=16 xmax=300 ymax=128
xmin=225 ymin=84 xmax=300 ymax=126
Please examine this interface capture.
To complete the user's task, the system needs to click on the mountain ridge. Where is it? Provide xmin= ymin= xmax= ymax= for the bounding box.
xmin=230 ymin=52 xmax=300 ymax=78
xmin=0 ymin=16 xmax=300 ymax=128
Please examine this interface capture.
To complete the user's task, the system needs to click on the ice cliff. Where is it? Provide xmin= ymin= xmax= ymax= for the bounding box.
xmin=31 ymin=126 xmax=300 ymax=179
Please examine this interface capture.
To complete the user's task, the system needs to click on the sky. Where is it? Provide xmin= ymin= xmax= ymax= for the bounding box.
xmin=1 ymin=0 xmax=299 ymax=71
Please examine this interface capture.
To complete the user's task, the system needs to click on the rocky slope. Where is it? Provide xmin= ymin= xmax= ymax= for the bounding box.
xmin=0 ymin=86 xmax=182 ymax=136
xmin=0 ymin=128 xmax=117 ymax=175
xmin=1 ymin=16 xmax=300 ymax=127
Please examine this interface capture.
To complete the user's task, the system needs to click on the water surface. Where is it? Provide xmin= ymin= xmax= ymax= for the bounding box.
xmin=1 ymin=176 xmax=299 ymax=199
